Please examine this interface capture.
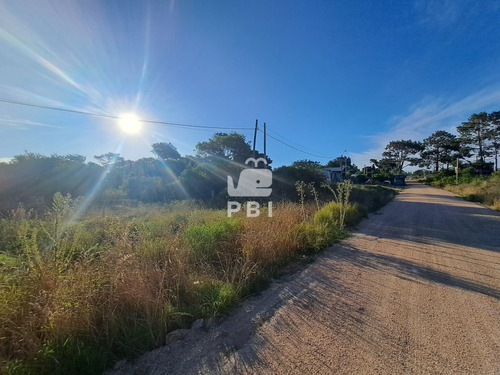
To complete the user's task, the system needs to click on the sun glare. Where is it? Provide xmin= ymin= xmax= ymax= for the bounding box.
xmin=118 ymin=113 xmax=143 ymax=134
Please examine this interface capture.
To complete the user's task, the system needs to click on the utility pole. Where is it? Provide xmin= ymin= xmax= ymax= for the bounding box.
xmin=263 ymin=122 xmax=267 ymax=161
xmin=455 ymin=158 xmax=459 ymax=185
xmin=253 ymin=119 xmax=258 ymax=158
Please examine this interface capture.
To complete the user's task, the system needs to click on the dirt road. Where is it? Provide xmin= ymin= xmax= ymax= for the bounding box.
xmin=113 ymin=183 xmax=500 ymax=375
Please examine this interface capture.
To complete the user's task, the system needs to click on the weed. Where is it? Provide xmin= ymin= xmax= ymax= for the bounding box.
xmin=0 ymin=186 xmax=395 ymax=374
xmin=308 ymin=182 xmax=320 ymax=210
xmin=295 ymin=181 xmax=307 ymax=218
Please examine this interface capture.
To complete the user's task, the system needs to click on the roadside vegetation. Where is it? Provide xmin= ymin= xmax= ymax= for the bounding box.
xmin=368 ymin=110 xmax=499 ymax=210
xmin=424 ymin=170 xmax=500 ymax=210
xmin=0 ymin=129 xmax=398 ymax=374
xmin=0 ymin=182 xmax=397 ymax=374
xmin=369 ymin=111 xmax=499 ymax=179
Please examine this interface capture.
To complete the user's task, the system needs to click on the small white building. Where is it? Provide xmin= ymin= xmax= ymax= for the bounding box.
xmin=321 ymin=167 xmax=345 ymax=183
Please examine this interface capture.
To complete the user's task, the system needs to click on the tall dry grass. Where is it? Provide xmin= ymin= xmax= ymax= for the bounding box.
xmin=443 ymin=172 xmax=500 ymax=210
xmin=0 ymin=184 xmax=396 ymax=374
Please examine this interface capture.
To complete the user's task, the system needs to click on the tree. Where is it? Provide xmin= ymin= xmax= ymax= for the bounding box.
xmin=420 ymin=131 xmax=458 ymax=172
xmin=10 ymin=151 xmax=43 ymax=163
xmin=94 ymin=153 xmax=124 ymax=167
xmin=195 ymin=132 xmax=253 ymax=163
xmin=369 ymin=157 xmax=397 ymax=175
xmin=0 ymin=152 xmax=102 ymax=213
xmin=292 ymin=159 xmax=322 ymax=170
xmin=325 ymin=156 xmax=351 ymax=168
xmin=382 ymin=140 xmax=423 ymax=174
xmin=272 ymin=164 xmax=325 ymax=201
xmin=324 ymin=156 xmax=359 ymax=176
xmin=151 ymin=142 xmax=181 ymax=160
xmin=369 ymin=159 xmax=379 ymax=168
xmin=178 ymin=162 xmax=225 ymax=200
xmin=457 ymin=112 xmax=490 ymax=163
xmin=63 ymin=154 xmax=86 ymax=163
xmin=488 ymin=111 xmax=500 ymax=171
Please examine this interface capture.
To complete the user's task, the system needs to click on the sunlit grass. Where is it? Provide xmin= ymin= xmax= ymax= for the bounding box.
xmin=0 ymin=185 xmax=397 ymax=374
xmin=441 ymin=172 xmax=500 ymax=210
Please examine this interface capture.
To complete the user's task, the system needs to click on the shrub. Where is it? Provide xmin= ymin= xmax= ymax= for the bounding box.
xmin=190 ymin=280 xmax=238 ymax=317
xmin=302 ymin=202 xmax=361 ymax=250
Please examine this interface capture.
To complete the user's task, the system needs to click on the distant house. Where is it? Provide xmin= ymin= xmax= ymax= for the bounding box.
xmin=321 ymin=167 xmax=345 ymax=183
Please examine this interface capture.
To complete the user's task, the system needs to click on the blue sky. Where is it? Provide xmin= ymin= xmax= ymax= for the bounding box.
xmin=0 ymin=0 xmax=499 ymax=169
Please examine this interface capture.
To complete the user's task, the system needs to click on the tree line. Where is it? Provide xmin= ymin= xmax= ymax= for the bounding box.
xmin=370 ymin=111 xmax=500 ymax=176
xmin=0 ymin=133 xmax=360 ymax=214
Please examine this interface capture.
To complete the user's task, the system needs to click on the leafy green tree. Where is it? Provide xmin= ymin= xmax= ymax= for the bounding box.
xmin=292 ymin=159 xmax=322 ymax=170
xmin=457 ymin=112 xmax=491 ymax=163
xmin=196 ymin=132 xmax=253 ymax=163
xmin=272 ymin=165 xmax=325 ymax=201
xmin=10 ymin=151 xmax=43 ymax=163
xmin=63 ymin=154 xmax=86 ymax=163
xmin=179 ymin=162 xmax=225 ymax=200
xmin=94 ymin=153 xmax=124 ymax=167
xmin=151 ymin=142 xmax=181 ymax=160
xmin=325 ymin=156 xmax=351 ymax=168
xmin=488 ymin=111 xmax=500 ymax=171
xmin=382 ymin=140 xmax=423 ymax=174
xmin=369 ymin=157 xmax=398 ymax=175
xmin=420 ymin=130 xmax=458 ymax=172
xmin=193 ymin=132 xmax=272 ymax=201
xmin=0 ymin=153 xmax=102 ymax=213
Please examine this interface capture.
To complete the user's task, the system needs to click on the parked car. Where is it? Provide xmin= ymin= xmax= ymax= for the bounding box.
xmin=393 ymin=175 xmax=406 ymax=186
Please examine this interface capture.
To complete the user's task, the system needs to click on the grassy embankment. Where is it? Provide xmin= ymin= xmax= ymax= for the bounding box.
xmin=425 ymin=171 xmax=500 ymax=210
xmin=0 ymin=184 xmax=397 ymax=374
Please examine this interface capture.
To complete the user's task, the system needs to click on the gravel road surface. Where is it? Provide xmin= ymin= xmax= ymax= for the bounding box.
xmin=111 ymin=183 xmax=500 ymax=375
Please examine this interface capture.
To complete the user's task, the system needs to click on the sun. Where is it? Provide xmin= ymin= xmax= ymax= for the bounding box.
xmin=118 ymin=113 xmax=143 ymax=134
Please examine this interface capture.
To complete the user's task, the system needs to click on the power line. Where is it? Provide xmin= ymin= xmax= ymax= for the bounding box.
xmin=0 ymin=97 xmax=254 ymax=131
xmin=259 ymin=129 xmax=335 ymax=159
xmin=0 ymin=96 xmax=337 ymax=159
xmin=265 ymin=127 xmax=335 ymax=158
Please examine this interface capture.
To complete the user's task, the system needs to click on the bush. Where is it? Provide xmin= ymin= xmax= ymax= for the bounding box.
xmin=190 ymin=280 xmax=238 ymax=317
xmin=304 ymin=202 xmax=361 ymax=249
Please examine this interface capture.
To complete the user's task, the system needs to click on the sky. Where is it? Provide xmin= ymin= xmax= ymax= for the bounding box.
xmin=0 ymin=0 xmax=499 ymax=169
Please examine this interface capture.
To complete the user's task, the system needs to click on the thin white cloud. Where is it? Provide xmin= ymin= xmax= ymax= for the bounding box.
xmin=413 ymin=0 xmax=477 ymax=28
xmin=0 ymin=157 xmax=12 ymax=163
xmin=350 ymin=86 xmax=500 ymax=168
xmin=0 ymin=117 xmax=63 ymax=129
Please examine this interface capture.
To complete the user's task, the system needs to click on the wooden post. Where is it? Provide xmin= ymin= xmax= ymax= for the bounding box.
xmin=263 ymin=122 xmax=267 ymax=161
xmin=253 ymin=119 xmax=258 ymax=158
